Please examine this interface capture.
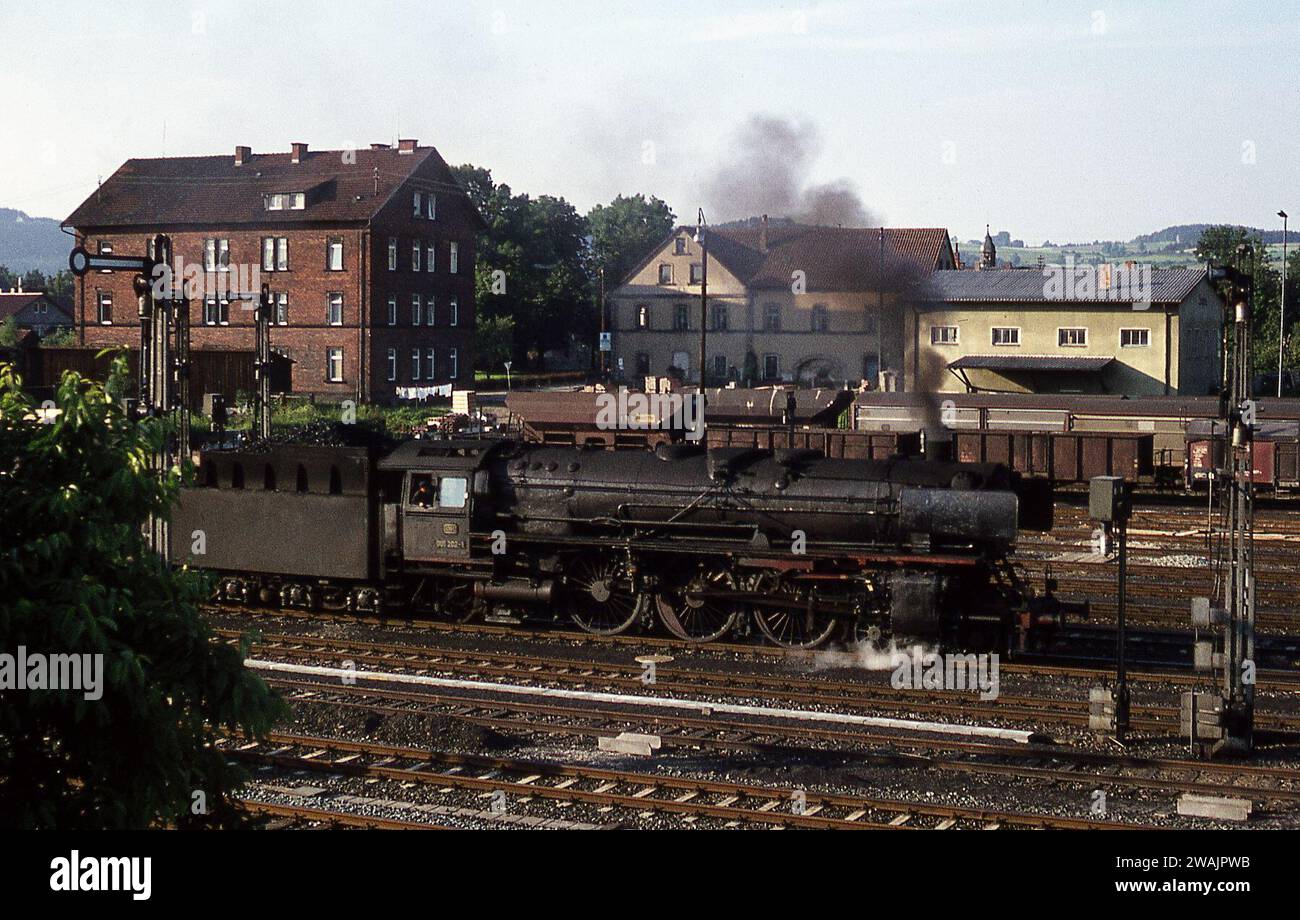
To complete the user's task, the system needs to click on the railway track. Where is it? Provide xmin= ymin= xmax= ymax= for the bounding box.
xmin=223 ymin=731 xmax=1152 ymax=830
xmin=207 ymin=603 xmax=1300 ymax=684
xmin=226 ymin=628 xmax=1300 ymax=735
xmin=237 ymin=799 xmax=450 ymax=830
xmin=269 ymin=675 xmax=1300 ymax=807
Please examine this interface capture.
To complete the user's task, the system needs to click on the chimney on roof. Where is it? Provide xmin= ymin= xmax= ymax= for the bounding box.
xmin=759 ymin=214 xmax=769 ymax=253
xmin=370 ymin=143 xmax=391 ymax=150
xmin=234 ymin=145 xmax=251 ymax=166
xmin=398 ymin=138 xmax=418 ymax=154
xmin=291 ymin=142 xmax=308 ymax=164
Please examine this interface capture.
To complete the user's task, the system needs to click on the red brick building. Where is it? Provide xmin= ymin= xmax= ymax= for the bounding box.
xmin=64 ymin=139 xmax=482 ymax=402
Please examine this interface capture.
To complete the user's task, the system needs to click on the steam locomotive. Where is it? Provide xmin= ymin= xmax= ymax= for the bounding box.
xmin=172 ymin=437 xmax=1070 ymax=650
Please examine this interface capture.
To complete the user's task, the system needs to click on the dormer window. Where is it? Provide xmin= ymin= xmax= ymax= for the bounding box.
xmin=265 ymin=192 xmax=305 ymax=210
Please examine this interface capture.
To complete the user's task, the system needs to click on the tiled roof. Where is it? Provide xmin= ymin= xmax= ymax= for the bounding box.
xmin=65 ymin=145 xmax=476 ymax=229
xmin=949 ymin=354 xmax=1116 ymax=372
xmin=927 ymin=267 xmax=1208 ymax=305
xmin=684 ymin=224 xmax=953 ymax=291
xmin=0 ymin=291 xmax=71 ymax=323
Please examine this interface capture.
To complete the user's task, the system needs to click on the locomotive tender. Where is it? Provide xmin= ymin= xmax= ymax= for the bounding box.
xmin=172 ymin=437 xmax=1068 ymax=650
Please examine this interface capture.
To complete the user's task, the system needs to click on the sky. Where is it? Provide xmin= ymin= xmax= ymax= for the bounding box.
xmin=3 ymin=0 xmax=1298 ymax=245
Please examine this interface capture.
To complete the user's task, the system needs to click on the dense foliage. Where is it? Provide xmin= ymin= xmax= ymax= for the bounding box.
xmin=0 ymin=358 xmax=286 ymax=828
xmin=452 ymin=165 xmax=674 ymax=372
xmin=1195 ymin=225 xmax=1300 ymax=379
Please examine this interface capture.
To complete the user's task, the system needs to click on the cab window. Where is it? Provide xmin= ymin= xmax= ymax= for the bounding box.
xmin=408 ymin=474 xmax=435 ymax=508
xmin=438 ymin=476 xmax=468 ymax=509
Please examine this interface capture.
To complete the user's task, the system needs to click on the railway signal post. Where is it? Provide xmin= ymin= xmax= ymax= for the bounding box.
xmin=70 ymin=234 xmax=191 ymax=559
xmin=1183 ymin=250 xmax=1257 ymax=757
xmin=1089 ymin=475 xmax=1131 ymax=742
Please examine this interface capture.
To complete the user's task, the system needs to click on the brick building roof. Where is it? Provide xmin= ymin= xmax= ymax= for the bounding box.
xmin=65 ymin=144 xmax=481 ymax=229
xmin=676 ymin=224 xmax=953 ymax=292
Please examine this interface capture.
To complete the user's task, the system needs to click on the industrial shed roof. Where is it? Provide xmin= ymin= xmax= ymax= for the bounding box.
xmin=949 ymin=354 xmax=1116 ymax=372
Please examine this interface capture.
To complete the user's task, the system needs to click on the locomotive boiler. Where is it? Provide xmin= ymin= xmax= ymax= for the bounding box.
xmin=171 ymin=437 xmax=1068 ymax=650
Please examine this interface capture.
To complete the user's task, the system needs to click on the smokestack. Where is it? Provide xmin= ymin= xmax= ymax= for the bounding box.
xmin=234 ymin=145 xmax=251 ymax=166
xmin=291 ymin=142 xmax=308 ymax=164
xmin=760 ymin=214 xmax=769 ymax=253
xmin=398 ymin=138 xmax=418 ymax=154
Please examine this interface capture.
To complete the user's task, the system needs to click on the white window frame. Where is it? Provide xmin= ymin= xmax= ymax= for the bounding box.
xmin=426 ymin=242 xmax=436 ymax=272
xmin=411 ymin=240 xmax=420 ymax=271
xmin=1120 ymin=327 xmax=1150 ymax=348
xmin=637 ymin=304 xmax=649 ymax=329
xmin=387 ymin=348 xmax=397 ymax=381
xmin=449 ymin=241 xmax=459 ymax=274
xmin=426 ymin=295 xmax=436 ymax=326
xmin=387 ymin=295 xmax=397 ymax=326
xmin=411 ymin=294 xmax=422 ymax=325
xmin=327 ymin=347 xmax=344 ymax=383
xmin=411 ymin=347 xmax=421 ymax=381
xmin=275 ymin=237 xmax=288 ymax=271
xmin=203 ymin=298 xmax=229 ymax=326
xmin=425 ymin=347 xmax=436 ymax=380
xmin=388 ymin=237 xmax=398 ymax=271
xmin=425 ymin=194 xmax=436 ymax=220
xmin=97 ymin=291 xmax=112 ymax=325
xmin=689 ymin=263 xmax=703 ymax=285
xmin=449 ymin=347 xmax=458 ymax=379
xmin=658 ymin=263 xmax=673 ymax=285
xmin=991 ymin=326 xmax=1020 ymax=347
xmin=327 ymin=292 xmax=344 ymax=326
xmin=275 ymin=292 xmax=288 ymax=325
xmin=262 ymin=237 xmax=275 ymax=272
xmin=327 ymin=238 xmax=344 ymax=271
xmin=930 ymin=325 xmax=959 ymax=345
xmin=412 ymin=191 xmax=423 ymax=218
xmin=1058 ymin=327 xmax=1088 ymax=347
xmin=448 ymin=298 xmax=458 ymax=327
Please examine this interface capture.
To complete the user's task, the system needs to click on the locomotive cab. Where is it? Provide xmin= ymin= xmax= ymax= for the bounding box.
xmin=378 ymin=439 xmax=507 ymax=563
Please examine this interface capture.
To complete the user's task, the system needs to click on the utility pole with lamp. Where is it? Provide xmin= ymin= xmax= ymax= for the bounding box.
xmin=1280 ymin=210 xmax=1289 ymax=398
xmin=695 ymin=208 xmax=708 ymax=389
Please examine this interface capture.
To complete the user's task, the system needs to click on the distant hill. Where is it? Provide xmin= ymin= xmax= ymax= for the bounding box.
xmin=0 ymin=208 xmax=71 ymax=275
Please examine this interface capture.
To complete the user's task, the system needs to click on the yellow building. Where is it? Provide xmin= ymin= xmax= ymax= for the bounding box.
xmin=609 ymin=220 xmax=955 ymax=387
xmin=907 ymin=267 xmax=1224 ymax=396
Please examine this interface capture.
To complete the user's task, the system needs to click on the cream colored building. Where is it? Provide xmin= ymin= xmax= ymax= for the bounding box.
xmin=907 ymin=268 xmax=1224 ymax=396
xmin=609 ymin=221 xmax=955 ymax=387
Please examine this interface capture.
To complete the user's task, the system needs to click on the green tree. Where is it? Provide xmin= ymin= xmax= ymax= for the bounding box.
xmin=587 ymin=194 xmax=676 ymax=288
xmin=1195 ymin=226 xmax=1283 ymax=376
xmin=475 ymin=314 xmax=515 ymax=372
xmin=0 ymin=357 xmax=286 ymax=828
xmin=452 ymin=164 xmax=592 ymax=369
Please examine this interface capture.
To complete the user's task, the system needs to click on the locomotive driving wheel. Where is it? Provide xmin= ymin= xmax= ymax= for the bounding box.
xmin=563 ymin=554 xmax=646 ymax=636
xmin=437 ymin=580 xmax=480 ymax=623
xmin=748 ymin=573 xmax=842 ymax=649
xmin=655 ymin=565 xmax=742 ymax=643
